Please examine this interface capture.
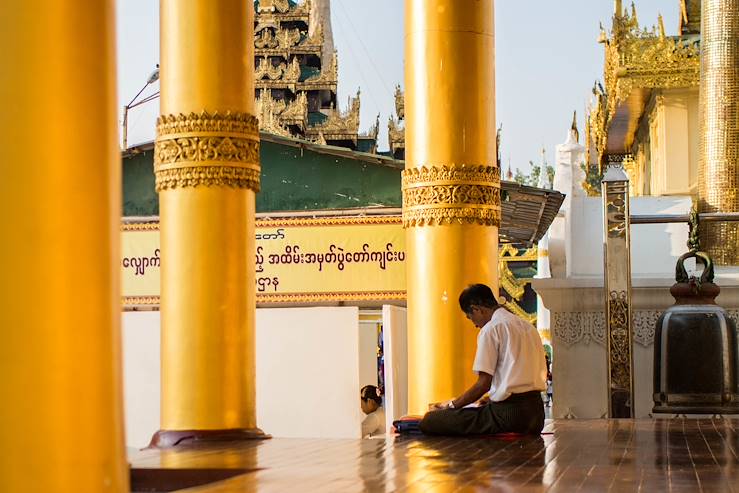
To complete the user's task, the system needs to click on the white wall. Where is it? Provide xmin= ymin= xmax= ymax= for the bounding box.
xmin=256 ymin=306 xmax=364 ymax=439
xmin=121 ymin=311 xmax=160 ymax=449
xmin=567 ymin=195 xmax=692 ymax=278
xmin=382 ymin=305 xmax=407 ymax=431
xmin=122 ymin=306 xmax=371 ymax=447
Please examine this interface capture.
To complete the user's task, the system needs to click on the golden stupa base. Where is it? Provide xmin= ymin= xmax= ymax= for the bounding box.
xmin=149 ymin=428 xmax=271 ymax=448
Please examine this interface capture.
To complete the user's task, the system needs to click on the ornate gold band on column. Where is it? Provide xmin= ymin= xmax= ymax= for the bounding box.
xmin=401 ymin=164 xmax=501 ymax=227
xmin=154 ymin=111 xmax=261 ymax=192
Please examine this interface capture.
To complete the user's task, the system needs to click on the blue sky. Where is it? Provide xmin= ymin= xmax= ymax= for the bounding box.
xmin=117 ymin=0 xmax=680 ymax=172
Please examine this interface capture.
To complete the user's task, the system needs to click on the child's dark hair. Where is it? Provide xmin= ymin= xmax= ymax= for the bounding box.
xmin=458 ymin=283 xmax=499 ymax=313
xmin=360 ymin=385 xmax=382 ymax=405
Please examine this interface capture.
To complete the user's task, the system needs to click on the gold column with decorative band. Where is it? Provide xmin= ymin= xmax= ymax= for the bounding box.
xmin=0 ymin=1 xmax=128 ymax=491
xmin=154 ymin=112 xmax=260 ymax=191
xmin=402 ymin=165 xmax=501 ymax=227
xmin=404 ymin=0 xmax=499 ymax=415
xmin=152 ymin=0 xmax=265 ymax=446
xmin=698 ymin=0 xmax=739 ymax=264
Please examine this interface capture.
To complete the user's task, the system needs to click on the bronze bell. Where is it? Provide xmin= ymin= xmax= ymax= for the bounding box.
xmin=653 ymin=251 xmax=739 ymax=414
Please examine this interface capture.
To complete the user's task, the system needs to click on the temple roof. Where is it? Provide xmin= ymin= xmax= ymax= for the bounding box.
xmin=252 ymin=0 xmax=366 ymax=150
xmin=587 ymin=3 xmax=700 ymax=167
xmin=123 ymin=137 xmax=563 ymax=245
xmin=500 ymin=182 xmax=564 ymax=245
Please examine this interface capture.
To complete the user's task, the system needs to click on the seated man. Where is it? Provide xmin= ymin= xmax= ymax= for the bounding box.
xmin=420 ymin=283 xmax=547 ymax=436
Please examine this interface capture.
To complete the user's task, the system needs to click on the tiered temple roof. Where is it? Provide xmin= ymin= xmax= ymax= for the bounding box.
xmin=253 ymin=0 xmax=367 ymax=150
xmin=586 ymin=1 xmax=700 ymax=169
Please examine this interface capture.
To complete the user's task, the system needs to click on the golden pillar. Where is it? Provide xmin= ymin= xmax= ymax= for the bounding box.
xmin=698 ymin=0 xmax=739 ymax=264
xmin=0 ymin=2 xmax=127 ymax=491
xmin=152 ymin=0 xmax=265 ymax=446
xmin=403 ymin=0 xmax=500 ymax=415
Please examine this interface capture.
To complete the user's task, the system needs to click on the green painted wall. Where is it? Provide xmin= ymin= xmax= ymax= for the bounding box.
xmin=123 ymin=149 xmax=158 ymax=216
xmin=122 ymin=140 xmax=402 ymax=216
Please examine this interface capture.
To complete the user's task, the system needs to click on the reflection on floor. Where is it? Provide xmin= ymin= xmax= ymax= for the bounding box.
xmin=130 ymin=419 xmax=739 ymax=492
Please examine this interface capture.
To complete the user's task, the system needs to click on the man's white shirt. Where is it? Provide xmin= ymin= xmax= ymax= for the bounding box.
xmin=472 ymin=308 xmax=547 ymax=402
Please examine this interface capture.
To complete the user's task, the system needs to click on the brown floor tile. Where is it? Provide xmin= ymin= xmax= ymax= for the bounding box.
xmin=126 ymin=419 xmax=739 ymax=493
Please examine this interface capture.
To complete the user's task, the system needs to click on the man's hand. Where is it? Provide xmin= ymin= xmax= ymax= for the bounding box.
xmin=445 ymin=372 xmax=493 ymax=409
xmin=429 ymin=400 xmax=454 ymax=411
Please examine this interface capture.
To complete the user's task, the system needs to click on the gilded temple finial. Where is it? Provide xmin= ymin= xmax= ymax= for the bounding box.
xmin=657 ymin=13 xmax=666 ymax=39
xmin=614 ymin=0 xmax=623 ymax=16
xmin=571 ymin=110 xmax=580 ymax=143
xmin=394 ymin=85 xmax=404 ymax=120
xmin=598 ymin=22 xmax=608 ymax=44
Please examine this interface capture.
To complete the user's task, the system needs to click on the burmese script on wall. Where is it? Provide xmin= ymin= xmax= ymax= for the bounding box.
xmin=121 ymin=217 xmax=407 ymax=306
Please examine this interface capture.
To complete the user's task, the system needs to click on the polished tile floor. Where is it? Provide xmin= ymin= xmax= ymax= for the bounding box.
xmin=130 ymin=418 xmax=739 ymax=492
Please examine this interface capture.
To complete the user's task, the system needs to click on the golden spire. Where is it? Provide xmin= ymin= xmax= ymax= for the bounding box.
xmin=657 ymin=13 xmax=666 ymax=39
xmin=394 ymin=84 xmax=405 ymax=120
xmin=615 ymin=0 xmax=623 ymax=16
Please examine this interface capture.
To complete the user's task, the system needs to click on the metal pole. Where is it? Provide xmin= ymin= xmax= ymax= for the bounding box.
xmin=630 ymin=212 xmax=739 ymax=225
xmin=602 ymin=164 xmax=635 ymax=418
xmin=122 ymin=105 xmax=129 ymax=150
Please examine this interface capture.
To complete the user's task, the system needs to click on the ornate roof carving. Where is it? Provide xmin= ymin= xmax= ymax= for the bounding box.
xmin=361 ymin=114 xmax=380 ymax=143
xmin=301 ymin=51 xmax=338 ymax=91
xmin=587 ymin=5 xmax=700 ymax=166
xmin=394 ymin=85 xmax=404 ymax=120
xmin=306 ymin=90 xmax=361 ymax=141
xmin=255 ymin=91 xmax=292 ymax=138
xmin=586 ymin=82 xmax=609 ymax=169
xmin=257 ymin=0 xmax=292 ymax=14
xmin=303 ymin=22 xmax=324 ymax=51
xmin=388 ymin=117 xmax=405 ymax=154
xmin=259 ymin=26 xmax=302 ymax=50
xmin=256 ymin=90 xmax=308 ymax=132
xmin=281 ymin=91 xmax=308 ymax=123
xmin=305 ymin=51 xmax=337 ymax=83
xmin=604 ymin=8 xmax=699 ymax=113
xmin=388 ymin=87 xmax=406 ymax=154
xmin=253 ymin=1 xmax=363 ymax=146
xmin=255 ymin=56 xmax=301 ymax=84
xmin=254 ymin=1 xmax=311 ymax=39
xmin=255 ymin=28 xmax=278 ymax=49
